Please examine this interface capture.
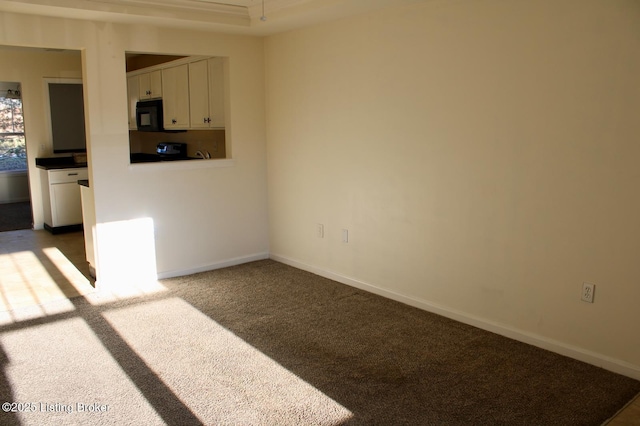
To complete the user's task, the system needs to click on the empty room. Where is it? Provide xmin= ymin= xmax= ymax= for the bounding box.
xmin=0 ymin=0 xmax=639 ymax=424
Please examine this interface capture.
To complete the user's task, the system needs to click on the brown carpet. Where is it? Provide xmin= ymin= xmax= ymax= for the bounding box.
xmin=0 ymin=202 xmax=32 ymax=232
xmin=0 ymin=259 xmax=638 ymax=425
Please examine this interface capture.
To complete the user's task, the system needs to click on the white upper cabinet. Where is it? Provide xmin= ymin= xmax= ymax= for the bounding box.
xmin=139 ymin=70 xmax=162 ymax=100
xmin=189 ymin=58 xmax=226 ymax=129
xmin=126 ymin=56 xmax=226 ymax=131
xmin=127 ymin=75 xmax=139 ymax=130
xmin=207 ymin=57 xmax=225 ymax=129
xmin=188 ymin=60 xmax=210 ymax=128
xmin=162 ymin=64 xmax=190 ymax=130
xmin=128 ymin=69 xmax=163 ymax=130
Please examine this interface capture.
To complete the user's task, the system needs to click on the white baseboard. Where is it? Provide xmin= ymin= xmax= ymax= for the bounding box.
xmin=270 ymin=253 xmax=640 ymax=381
xmin=157 ymin=252 xmax=270 ymax=280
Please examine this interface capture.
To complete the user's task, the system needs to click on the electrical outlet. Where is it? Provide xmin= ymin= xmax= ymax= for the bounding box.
xmin=581 ymin=282 xmax=595 ymax=303
xmin=317 ymin=224 xmax=324 ymax=238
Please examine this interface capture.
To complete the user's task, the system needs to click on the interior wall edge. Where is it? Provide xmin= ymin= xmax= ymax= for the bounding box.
xmin=269 ymin=252 xmax=640 ymax=382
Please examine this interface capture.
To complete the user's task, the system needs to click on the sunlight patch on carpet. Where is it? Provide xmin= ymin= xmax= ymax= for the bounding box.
xmin=83 ymin=279 xmax=168 ymax=305
xmin=103 ymin=297 xmax=354 ymax=425
xmin=0 ymin=250 xmax=77 ymax=323
xmin=0 ymin=317 xmax=165 ymax=425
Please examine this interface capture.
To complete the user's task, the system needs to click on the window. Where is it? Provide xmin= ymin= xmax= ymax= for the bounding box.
xmin=0 ymin=84 xmax=26 ymax=172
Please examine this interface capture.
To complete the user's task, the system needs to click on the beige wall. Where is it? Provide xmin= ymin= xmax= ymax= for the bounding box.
xmin=0 ymin=171 xmax=29 ymax=204
xmin=265 ymin=0 xmax=640 ymax=377
xmin=0 ymin=13 xmax=269 ymax=282
xmin=0 ymin=48 xmax=82 ymax=220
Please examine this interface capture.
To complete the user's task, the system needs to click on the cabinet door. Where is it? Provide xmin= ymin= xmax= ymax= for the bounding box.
xmin=149 ymin=70 xmax=162 ymax=98
xmin=127 ymin=75 xmax=139 ymax=130
xmin=208 ymin=57 xmax=225 ymax=129
xmin=139 ymin=73 xmax=150 ymax=99
xmin=139 ymin=70 xmax=162 ymax=100
xmin=51 ymin=183 xmax=83 ymax=226
xmin=189 ymin=60 xmax=210 ymax=128
xmin=162 ymin=64 xmax=190 ymax=129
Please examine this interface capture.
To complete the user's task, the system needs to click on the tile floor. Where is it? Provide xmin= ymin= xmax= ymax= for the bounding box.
xmin=0 ymin=229 xmax=96 ymax=322
xmin=0 ymin=229 xmax=637 ymax=423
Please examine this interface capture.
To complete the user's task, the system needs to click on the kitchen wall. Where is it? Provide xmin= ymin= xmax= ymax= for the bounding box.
xmin=0 ymin=13 xmax=269 ymax=283
xmin=0 ymin=48 xmax=82 ymax=221
xmin=0 ymin=171 xmax=29 ymax=204
xmin=265 ymin=0 xmax=640 ymax=378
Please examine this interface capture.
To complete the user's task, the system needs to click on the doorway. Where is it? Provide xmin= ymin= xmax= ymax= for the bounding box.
xmin=0 ymin=81 xmax=32 ymax=232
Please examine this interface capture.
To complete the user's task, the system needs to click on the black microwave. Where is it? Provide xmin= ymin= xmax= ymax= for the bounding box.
xmin=136 ymin=99 xmax=164 ymax=132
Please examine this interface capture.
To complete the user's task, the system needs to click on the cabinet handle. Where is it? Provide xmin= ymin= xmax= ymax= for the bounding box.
xmin=172 ymin=119 xmax=177 ymax=124
xmin=203 ymin=117 xmax=207 ymax=123
xmin=68 ymin=173 xmax=79 ymax=176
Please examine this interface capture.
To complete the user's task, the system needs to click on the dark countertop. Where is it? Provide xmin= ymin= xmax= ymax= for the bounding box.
xmin=130 ymin=153 xmax=202 ymax=163
xmin=35 ymin=156 xmax=87 ymax=170
xmin=78 ymin=179 xmax=89 ymax=187
xmin=37 ymin=154 xmax=203 ymax=169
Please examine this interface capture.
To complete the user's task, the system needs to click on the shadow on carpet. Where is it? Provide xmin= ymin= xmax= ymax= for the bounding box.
xmin=0 ymin=259 xmax=638 ymax=425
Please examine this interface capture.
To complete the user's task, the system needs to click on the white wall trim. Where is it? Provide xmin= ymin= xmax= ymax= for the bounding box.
xmin=157 ymin=251 xmax=269 ymax=279
xmin=270 ymin=253 xmax=640 ymax=381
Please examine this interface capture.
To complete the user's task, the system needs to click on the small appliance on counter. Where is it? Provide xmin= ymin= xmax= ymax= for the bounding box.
xmin=129 ymin=142 xmax=194 ymax=163
xmin=156 ymin=142 xmax=187 ymax=159
xmin=73 ymin=152 xmax=87 ymax=164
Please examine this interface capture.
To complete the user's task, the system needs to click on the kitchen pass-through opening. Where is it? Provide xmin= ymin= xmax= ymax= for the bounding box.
xmin=126 ymin=53 xmax=229 ymax=164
